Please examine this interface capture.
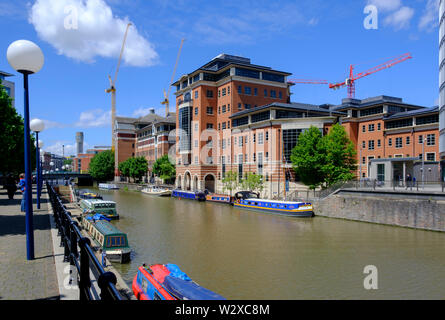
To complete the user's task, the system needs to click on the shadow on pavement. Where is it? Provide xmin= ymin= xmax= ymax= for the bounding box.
xmin=0 ymin=214 xmax=52 ymax=237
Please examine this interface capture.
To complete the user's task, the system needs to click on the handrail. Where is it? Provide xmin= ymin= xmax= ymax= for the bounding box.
xmin=47 ymin=183 xmax=122 ymax=301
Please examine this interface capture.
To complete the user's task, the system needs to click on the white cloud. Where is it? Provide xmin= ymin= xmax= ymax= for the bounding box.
xmin=384 ymin=6 xmax=415 ymax=30
xmin=28 ymin=0 xmax=159 ymax=66
xmin=418 ymin=0 xmax=439 ymax=31
xmin=44 ymin=140 xmax=87 ymax=156
xmin=75 ymin=109 xmax=111 ymax=128
xmin=132 ymin=107 xmax=153 ymax=118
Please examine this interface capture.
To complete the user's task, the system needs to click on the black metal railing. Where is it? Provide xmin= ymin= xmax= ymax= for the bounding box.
xmin=47 ymin=183 xmax=122 ymax=301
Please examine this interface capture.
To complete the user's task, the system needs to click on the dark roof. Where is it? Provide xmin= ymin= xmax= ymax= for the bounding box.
xmin=173 ymin=53 xmax=291 ymax=86
xmin=230 ymin=102 xmax=346 ymax=119
xmin=384 ymin=106 xmax=439 ymax=120
xmin=0 ymin=71 xmax=14 ymax=77
xmin=331 ymin=95 xmax=424 ymax=111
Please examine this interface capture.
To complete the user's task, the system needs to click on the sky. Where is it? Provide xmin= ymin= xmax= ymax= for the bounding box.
xmin=0 ymin=0 xmax=440 ymax=156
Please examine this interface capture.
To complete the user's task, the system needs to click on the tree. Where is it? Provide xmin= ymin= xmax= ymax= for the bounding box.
xmin=221 ymin=170 xmax=238 ymax=196
xmin=152 ymin=155 xmax=176 ymax=183
xmin=0 ymin=80 xmax=36 ymax=177
xmin=89 ymin=150 xmax=115 ymax=182
xmin=241 ymin=173 xmax=264 ymax=195
xmin=290 ymin=126 xmax=326 ymax=190
xmin=129 ymin=157 xmax=148 ymax=182
xmin=290 ymin=124 xmax=357 ymax=190
xmin=321 ymin=124 xmax=357 ymax=186
xmin=118 ymin=159 xmax=130 ymax=179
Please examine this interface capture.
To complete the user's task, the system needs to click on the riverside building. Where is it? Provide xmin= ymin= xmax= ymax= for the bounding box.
xmin=114 ymin=109 xmax=176 ymax=180
xmin=172 ymin=54 xmax=342 ymax=196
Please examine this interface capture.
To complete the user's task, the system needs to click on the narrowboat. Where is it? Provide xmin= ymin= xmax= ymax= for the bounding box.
xmin=98 ymin=183 xmax=120 ymax=190
xmin=141 ymin=186 xmax=172 ymax=197
xmin=77 ymin=191 xmax=103 ymax=200
xmin=205 ymin=194 xmax=233 ymax=204
xmin=81 ymin=214 xmax=131 ymax=263
xmin=234 ymin=191 xmax=260 ymax=201
xmin=233 ymin=198 xmax=314 ymax=217
xmin=172 ymin=190 xmax=206 ymax=201
xmin=132 ymin=264 xmax=225 ymax=300
xmin=79 ymin=199 xmax=119 ymax=220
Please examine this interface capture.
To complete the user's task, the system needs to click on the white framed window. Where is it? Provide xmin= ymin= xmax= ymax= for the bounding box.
xmin=426 ymin=153 xmax=436 ymax=161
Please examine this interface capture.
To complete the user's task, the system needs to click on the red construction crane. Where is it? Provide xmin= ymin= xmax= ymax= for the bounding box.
xmin=329 ymin=53 xmax=412 ymax=99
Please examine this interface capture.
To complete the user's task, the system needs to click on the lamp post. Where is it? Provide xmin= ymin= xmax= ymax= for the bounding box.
xmin=31 ymin=119 xmax=45 ymax=209
xmin=422 ymin=136 xmax=427 ymax=190
xmin=7 ymin=40 xmax=44 ymax=261
xmin=38 ymin=140 xmax=44 ymax=199
xmin=50 ymin=161 xmax=54 ymax=185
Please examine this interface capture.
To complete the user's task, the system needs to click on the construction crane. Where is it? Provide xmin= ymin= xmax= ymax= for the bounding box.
xmin=106 ymin=22 xmax=132 ymax=152
xmin=329 ymin=53 xmax=412 ymax=99
xmin=162 ymin=38 xmax=185 ymax=117
xmin=288 ymin=78 xmax=328 ymax=85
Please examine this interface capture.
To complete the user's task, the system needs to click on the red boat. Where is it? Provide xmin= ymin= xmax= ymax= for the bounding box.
xmin=132 ymin=264 xmax=225 ymax=300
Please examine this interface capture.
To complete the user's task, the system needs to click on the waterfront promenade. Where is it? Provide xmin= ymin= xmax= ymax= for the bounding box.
xmin=0 ymin=187 xmax=59 ymax=300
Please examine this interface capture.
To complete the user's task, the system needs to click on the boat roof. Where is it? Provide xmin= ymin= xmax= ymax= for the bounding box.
xmin=243 ymin=198 xmax=308 ymax=205
xmin=81 ymin=199 xmax=115 ymax=205
xmin=94 ymin=220 xmax=126 ymax=236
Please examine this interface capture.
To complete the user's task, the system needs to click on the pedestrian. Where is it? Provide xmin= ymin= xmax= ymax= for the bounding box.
xmin=5 ymin=174 xmax=18 ymax=200
xmin=101 ymin=249 xmax=107 ymax=267
xmin=405 ymin=173 xmax=412 ymax=190
xmin=18 ymin=173 xmax=26 ymax=212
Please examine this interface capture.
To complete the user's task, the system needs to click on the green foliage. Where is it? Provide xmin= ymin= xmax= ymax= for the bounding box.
xmin=221 ymin=170 xmax=238 ymax=196
xmin=89 ymin=150 xmax=115 ymax=182
xmin=321 ymin=124 xmax=357 ymax=186
xmin=290 ymin=126 xmax=326 ymax=190
xmin=118 ymin=156 xmax=149 ymax=181
xmin=290 ymin=124 xmax=357 ymax=190
xmin=240 ymin=172 xmax=264 ymax=194
xmin=152 ymin=155 xmax=176 ymax=182
xmin=0 ymin=80 xmax=36 ymax=176
xmin=63 ymin=159 xmax=73 ymax=166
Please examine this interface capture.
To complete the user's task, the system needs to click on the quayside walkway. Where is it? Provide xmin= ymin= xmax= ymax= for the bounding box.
xmin=0 ymin=187 xmax=59 ymax=300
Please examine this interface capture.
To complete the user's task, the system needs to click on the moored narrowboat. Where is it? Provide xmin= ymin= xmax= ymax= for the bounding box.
xmin=233 ymin=198 xmax=314 ymax=217
xmin=98 ymin=183 xmax=120 ymax=190
xmin=81 ymin=214 xmax=131 ymax=263
xmin=77 ymin=191 xmax=103 ymax=200
xmin=79 ymin=199 xmax=119 ymax=220
xmin=141 ymin=186 xmax=172 ymax=197
xmin=132 ymin=264 xmax=225 ymax=300
xmin=205 ymin=194 xmax=233 ymax=204
xmin=172 ymin=189 xmax=206 ymax=201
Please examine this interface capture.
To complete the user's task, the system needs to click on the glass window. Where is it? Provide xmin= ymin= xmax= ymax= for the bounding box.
xmin=207 ymin=106 xmax=213 ymax=115
xmin=395 ymin=137 xmax=403 ymax=148
xmin=258 ymin=133 xmax=264 ymax=145
xmin=388 ymin=138 xmax=392 ymax=146
xmin=368 ymin=124 xmax=375 ymax=132
xmin=368 ymin=140 xmax=375 ymax=150
xmin=206 ymin=90 xmax=213 ymax=98
xmin=426 ymin=134 xmax=436 ymax=146
xmin=270 ymin=90 xmax=277 ymax=98
xmin=244 ymin=87 xmax=252 ymax=95
xmin=194 ymin=91 xmax=198 ymax=99
xmin=426 ymin=153 xmax=435 ymax=161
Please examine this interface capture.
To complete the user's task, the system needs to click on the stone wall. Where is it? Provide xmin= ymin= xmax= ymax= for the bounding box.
xmin=314 ymin=192 xmax=445 ymax=232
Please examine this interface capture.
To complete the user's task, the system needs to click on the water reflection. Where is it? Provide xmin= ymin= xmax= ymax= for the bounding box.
xmin=80 ymin=187 xmax=445 ymax=299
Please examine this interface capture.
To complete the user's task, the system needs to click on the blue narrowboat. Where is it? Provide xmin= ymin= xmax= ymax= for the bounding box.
xmin=132 ymin=263 xmax=225 ymax=300
xmin=233 ymin=198 xmax=314 ymax=217
xmin=205 ymin=194 xmax=234 ymax=204
xmin=172 ymin=190 xmax=206 ymax=201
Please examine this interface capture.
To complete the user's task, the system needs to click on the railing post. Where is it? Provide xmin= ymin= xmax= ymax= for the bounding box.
xmin=98 ymin=272 xmax=118 ymax=300
xmin=79 ymin=237 xmax=91 ymax=301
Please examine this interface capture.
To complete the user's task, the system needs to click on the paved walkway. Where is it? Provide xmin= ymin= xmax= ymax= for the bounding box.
xmin=0 ymin=187 xmax=59 ymax=300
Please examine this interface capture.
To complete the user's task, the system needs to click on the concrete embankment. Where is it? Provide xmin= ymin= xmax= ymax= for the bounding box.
xmin=313 ymin=190 xmax=445 ymax=232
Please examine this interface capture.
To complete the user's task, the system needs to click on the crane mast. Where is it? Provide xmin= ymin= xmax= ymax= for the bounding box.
xmin=162 ymin=39 xmax=185 ymax=117
xmin=106 ymin=22 xmax=132 ymax=152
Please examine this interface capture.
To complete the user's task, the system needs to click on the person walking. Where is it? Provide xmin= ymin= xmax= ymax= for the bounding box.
xmin=101 ymin=249 xmax=107 ymax=267
xmin=18 ymin=173 xmax=26 ymax=212
xmin=5 ymin=175 xmax=18 ymax=200
xmin=406 ymin=173 xmax=412 ymax=190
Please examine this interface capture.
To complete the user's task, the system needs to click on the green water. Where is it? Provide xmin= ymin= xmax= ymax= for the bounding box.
xmin=82 ymin=187 xmax=445 ymax=300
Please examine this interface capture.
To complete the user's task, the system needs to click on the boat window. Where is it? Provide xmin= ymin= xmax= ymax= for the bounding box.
xmin=141 ymin=278 xmax=148 ymax=293
xmin=153 ymin=292 xmax=162 ymax=300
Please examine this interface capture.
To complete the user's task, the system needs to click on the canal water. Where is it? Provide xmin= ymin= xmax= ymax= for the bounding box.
xmin=82 ymin=187 xmax=445 ymax=300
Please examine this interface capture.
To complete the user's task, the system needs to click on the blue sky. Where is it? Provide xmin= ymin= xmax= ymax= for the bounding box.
xmin=0 ymin=0 xmax=440 ymax=156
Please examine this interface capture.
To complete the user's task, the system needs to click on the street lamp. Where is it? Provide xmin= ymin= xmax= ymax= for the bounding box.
xmin=30 ymin=118 xmax=45 ymax=210
xmin=37 ymin=140 xmax=44 ymax=199
xmin=7 ymin=39 xmax=44 ymax=261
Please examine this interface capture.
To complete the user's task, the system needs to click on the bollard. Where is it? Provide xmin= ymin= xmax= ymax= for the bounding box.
xmin=97 ymin=272 xmax=118 ymax=300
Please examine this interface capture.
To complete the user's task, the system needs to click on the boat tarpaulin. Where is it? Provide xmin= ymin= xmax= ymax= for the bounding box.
xmin=85 ymin=213 xmax=111 ymax=222
xmin=163 ymin=276 xmax=225 ymax=300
